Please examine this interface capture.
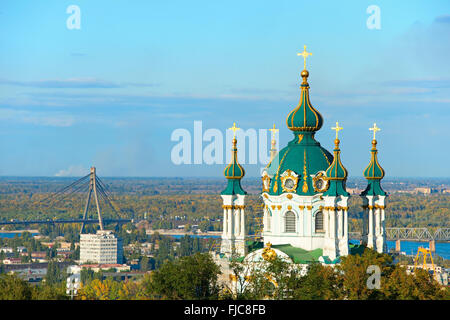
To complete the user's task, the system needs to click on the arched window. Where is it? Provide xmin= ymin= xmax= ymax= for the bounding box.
xmin=284 ymin=211 xmax=296 ymax=233
xmin=315 ymin=211 xmax=324 ymax=232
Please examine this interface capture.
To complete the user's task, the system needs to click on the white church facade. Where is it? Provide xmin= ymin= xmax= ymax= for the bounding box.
xmin=217 ymin=46 xmax=387 ymax=266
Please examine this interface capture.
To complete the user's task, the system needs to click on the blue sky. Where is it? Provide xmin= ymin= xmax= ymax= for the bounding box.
xmin=0 ymin=0 xmax=449 ymax=177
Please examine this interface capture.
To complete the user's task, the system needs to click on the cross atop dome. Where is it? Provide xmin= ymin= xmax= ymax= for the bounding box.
xmin=297 ymin=45 xmax=312 ymax=70
xmin=369 ymin=123 xmax=381 ymax=140
xmin=331 ymin=121 xmax=343 ymax=140
xmin=269 ymin=124 xmax=278 ymax=139
xmin=228 ymin=122 xmax=240 ymax=138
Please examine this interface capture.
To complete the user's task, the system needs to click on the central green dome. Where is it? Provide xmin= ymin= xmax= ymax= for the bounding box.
xmin=264 ymin=69 xmax=333 ymax=196
xmin=265 ymin=132 xmax=333 ymax=196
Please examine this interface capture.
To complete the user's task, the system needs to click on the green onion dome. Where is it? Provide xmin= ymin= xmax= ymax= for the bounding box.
xmin=221 ymin=137 xmax=246 ymax=195
xmin=286 ymin=70 xmax=323 ymax=132
xmin=361 ymin=139 xmax=386 ymax=196
xmin=323 ymin=139 xmax=349 ymax=196
xmin=264 ymin=69 xmax=333 ymax=196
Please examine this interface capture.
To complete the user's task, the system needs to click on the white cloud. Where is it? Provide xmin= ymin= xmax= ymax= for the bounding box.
xmin=54 ymin=165 xmax=89 ymax=177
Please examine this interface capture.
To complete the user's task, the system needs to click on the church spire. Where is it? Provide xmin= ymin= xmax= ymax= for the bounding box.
xmin=286 ymin=45 xmax=323 ymax=133
xmin=361 ymin=123 xmax=386 ymax=196
xmin=324 ymin=122 xmax=349 ymax=196
xmin=221 ymin=123 xmax=246 ymax=195
xmin=269 ymin=124 xmax=278 ymax=161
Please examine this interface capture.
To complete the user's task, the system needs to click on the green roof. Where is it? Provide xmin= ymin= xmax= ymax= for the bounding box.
xmin=265 ymin=132 xmax=333 ymax=196
xmin=361 ymin=140 xmax=386 ymax=196
xmin=324 ymin=139 xmax=349 ymax=197
xmin=286 ymin=70 xmax=323 ymax=132
xmin=265 ymin=69 xmax=334 ymax=196
xmin=272 ymin=244 xmax=323 ymax=264
xmin=221 ymin=137 xmax=246 ymax=196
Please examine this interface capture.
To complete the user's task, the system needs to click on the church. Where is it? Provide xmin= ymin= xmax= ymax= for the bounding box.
xmin=216 ymin=46 xmax=387 ymax=267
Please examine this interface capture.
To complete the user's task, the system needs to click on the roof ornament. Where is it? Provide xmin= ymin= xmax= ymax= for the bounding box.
xmin=369 ymin=123 xmax=381 ymax=141
xmin=297 ymin=45 xmax=312 ymax=70
xmin=331 ymin=121 xmax=343 ymax=140
xmin=228 ymin=122 xmax=240 ymax=139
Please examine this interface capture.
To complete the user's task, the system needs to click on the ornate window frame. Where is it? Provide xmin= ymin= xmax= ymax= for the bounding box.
xmin=280 ymin=170 xmax=299 ymax=193
xmin=312 ymin=171 xmax=329 ymax=193
xmin=262 ymin=171 xmax=271 ymax=192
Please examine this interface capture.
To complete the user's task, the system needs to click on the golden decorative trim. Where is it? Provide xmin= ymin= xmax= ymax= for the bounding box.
xmin=280 ymin=169 xmax=299 ymax=193
xmin=298 ymin=134 xmax=304 ymax=143
xmin=306 ymin=205 xmax=312 ymax=210
xmin=374 ymin=204 xmax=386 ymax=209
xmin=273 ymin=150 xmax=290 ymax=193
xmin=299 ymin=205 xmax=305 ymax=210
xmin=222 ymin=205 xmax=246 ymax=210
xmin=287 ymin=205 xmax=292 ymax=210
xmin=312 ymin=171 xmax=329 ymax=193
xmin=271 ymin=205 xmax=276 ymax=210
xmin=262 ymin=242 xmax=277 ymax=261
xmin=263 ymin=193 xmax=269 ymax=199
xmin=302 ymin=150 xmax=308 ymax=193
xmin=262 ymin=173 xmax=271 ymax=192
xmin=277 ymin=205 xmax=282 ymax=210
xmin=286 ymin=194 xmax=293 ymax=200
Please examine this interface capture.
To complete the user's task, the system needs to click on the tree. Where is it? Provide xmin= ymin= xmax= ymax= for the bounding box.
xmin=150 ymin=253 xmax=221 ymax=299
xmin=45 ymin=260 xmax=62 ymax=286
xmin=336 ymin=247 xmax=393 ymax=300
xmin=382 ymin=266 xmax=447 ymax=300
xmin=291 ymin=263 xmax=342 ymax=300
xmin=0 ymin=274 xmax=33 ymax=300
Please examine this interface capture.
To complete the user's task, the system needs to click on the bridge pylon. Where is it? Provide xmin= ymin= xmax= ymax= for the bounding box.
xmin=80 ymin=167 xmax=104 ymax=234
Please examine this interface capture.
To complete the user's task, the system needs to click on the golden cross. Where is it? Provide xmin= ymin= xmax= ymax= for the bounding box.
xmin=228 ymin=122 xmax=240 ymax=138
xmin=269 ymin=124 xmax=278 ymax=140
xmin=331 ymin=121 xmax=343 ymax=139
xmin=369 ymin=123 xmax=381 ymax=140
xmin=297 ymin=45 xmax=312 ymax=70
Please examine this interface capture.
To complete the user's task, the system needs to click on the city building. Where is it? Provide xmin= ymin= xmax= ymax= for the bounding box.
xmin=79 ymin=230 xmax=123 ymax=265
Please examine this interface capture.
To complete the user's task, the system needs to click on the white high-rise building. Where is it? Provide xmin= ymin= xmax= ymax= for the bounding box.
xmin=80 ymin=230 xmax=123 ymax=264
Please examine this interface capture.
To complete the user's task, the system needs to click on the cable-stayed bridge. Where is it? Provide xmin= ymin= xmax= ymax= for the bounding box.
xmin=0 ymin=167 xmax=130 ymax=233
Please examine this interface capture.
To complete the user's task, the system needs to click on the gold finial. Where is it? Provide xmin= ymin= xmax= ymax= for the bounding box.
xmin=269 ymin=124 xmax=278 ymax=140
xmin=331 ymin=121 xmax=343 ymax=140
xmin=297 ymin=45 xmax=312 ymax=70
xmin=228 ymin=122 xmax=240 ymax=138
xmin=369 ymin=123 xmax=381 ymax=140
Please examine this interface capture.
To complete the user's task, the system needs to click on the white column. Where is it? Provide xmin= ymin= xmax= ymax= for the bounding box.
xmin=368 ymin=207 xmax=374 ymax=249
xmin=344 ymin=209 xmax=348 ymax=239
xmin=223 ymin=208 xmax=227 ymax=236
xmin=337 ymin=210 xmax=343 ymax=239
xmin=240 ymin=208 xmax=245 ymax=237
xmin=228 ymin=208 xmax=233 ymax=237
xmin=330 ymin=209 xmax=335 ymax=240
xmin=324 ymin=209 xmax=329 ymax=239
xmin=234 ymin=208 xmax=239 ymax=236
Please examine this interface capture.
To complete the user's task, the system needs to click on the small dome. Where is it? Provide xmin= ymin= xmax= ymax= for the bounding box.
xmin=325 ymin=139 xmax=348 ymax=180
xmin=363 ymin=140 xmax=385 ymax=179
xmin=221 ymin=138 xmax=246 ymax=195
xmin=361 ymin=139 xmax=386 ymax=196
xmin=323 ymin=139 xmax=349 ymax=197
xmin=286 ymin=70 xmax=323 ymax=132
xmin=223 ymin=138 xmax=245 ymax=179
